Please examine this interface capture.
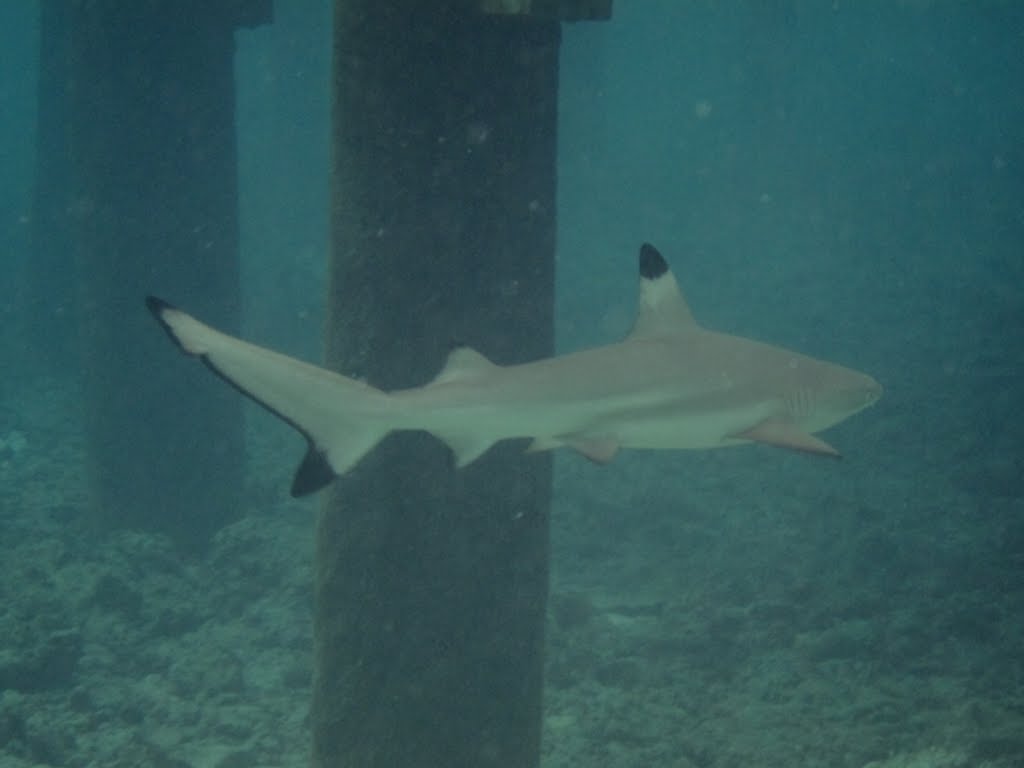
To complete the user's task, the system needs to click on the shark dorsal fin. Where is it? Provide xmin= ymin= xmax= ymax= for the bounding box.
xmin=628 ymin=243 xmax=697 ymax=339
xmin=431 ymin=345 xmax=498 ymax=385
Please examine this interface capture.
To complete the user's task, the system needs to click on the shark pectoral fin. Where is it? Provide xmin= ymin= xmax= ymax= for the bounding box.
xmin=568 ymin=437 xmax=621 ymax=464
xmin=734 ymin=420 xmax=841 ymax=458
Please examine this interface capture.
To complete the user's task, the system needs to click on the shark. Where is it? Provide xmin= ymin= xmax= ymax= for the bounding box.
xmin=146 ymin=243 xmax=881 ymax=497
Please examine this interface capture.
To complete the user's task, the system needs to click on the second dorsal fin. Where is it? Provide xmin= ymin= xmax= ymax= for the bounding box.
xmin=431 ymin=345 xmax=498 ymax=385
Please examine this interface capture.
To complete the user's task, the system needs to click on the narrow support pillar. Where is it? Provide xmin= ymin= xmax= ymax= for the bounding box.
xmin=29 ymin=1 xmax=75 ymax=373
xmin=66 ymin=0 xmax=271 ymax=549
xmin=316 ymin=3 xmax=560 ymax=767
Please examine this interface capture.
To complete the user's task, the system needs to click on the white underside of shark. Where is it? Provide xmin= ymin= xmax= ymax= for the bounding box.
xmin=147 ymin=243 xmax=881 ymax=496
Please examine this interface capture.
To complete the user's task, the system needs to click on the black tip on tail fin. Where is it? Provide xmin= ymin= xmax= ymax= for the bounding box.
xmin=145 ymin=295 xmax=188 ymax=352
xmin=291 ymin=443 xmax=337 ymax=497
xmin=145 ymin=295 xmax=174 ymax=316
xmin=639 ymin=243 xmax=668 ymax=279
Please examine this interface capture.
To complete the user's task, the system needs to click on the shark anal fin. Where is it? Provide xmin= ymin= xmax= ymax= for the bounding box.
xmin=291 ymin=443 xmax=337 ymax=497
xmin=734 ymin=420 xmax=841 ymax=458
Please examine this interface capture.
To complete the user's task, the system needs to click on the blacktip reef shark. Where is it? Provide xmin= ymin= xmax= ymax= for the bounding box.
xmin=146 ymin=243 xmax=881 ymax=497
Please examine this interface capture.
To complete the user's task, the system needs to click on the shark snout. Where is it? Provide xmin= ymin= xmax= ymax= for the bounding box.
xmin=858 ymin=374 xmax=883 ymax=405
xmin=802 ymin=369 xmax=882 ymax=434
xmin=866 ymin=377 xmax=883 ymax=404
xmin=836 ymin=373 xmax=883 ymax=415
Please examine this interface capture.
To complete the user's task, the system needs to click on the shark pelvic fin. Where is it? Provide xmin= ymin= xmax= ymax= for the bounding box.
xmin=733 ymin=419 xmax=841 ymax=458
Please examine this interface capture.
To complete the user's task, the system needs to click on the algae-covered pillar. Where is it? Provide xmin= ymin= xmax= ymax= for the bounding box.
xmin=65 ymin=0 xmax=271 ymax=549
xmin=318 ymin=2 xmax=609 ymax=767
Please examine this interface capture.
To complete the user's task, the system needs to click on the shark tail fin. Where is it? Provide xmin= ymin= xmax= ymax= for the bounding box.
xmin=290 ymin=423 xmax=385 ymax=496
xmin=146 ymin=296 xmax=393 ymax=497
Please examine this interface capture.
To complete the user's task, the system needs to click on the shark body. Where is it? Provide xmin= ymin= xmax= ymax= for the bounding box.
xmin=147 ymin=243 xmax=881 ymax=496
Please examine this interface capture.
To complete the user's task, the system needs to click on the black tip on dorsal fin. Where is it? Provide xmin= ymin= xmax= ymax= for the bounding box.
xmin=629 ymin=243 xmax=697 ymax=336
xmin=639 ymin=243 xmax=668 ymax=279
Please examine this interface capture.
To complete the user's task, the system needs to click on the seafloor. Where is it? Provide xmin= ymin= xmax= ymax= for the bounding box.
xmin=0 ymin=375 xmax=1021 ymax=768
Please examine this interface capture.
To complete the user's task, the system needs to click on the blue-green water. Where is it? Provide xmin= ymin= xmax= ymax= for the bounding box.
xmin=1 ymin=2 xmax=1021 ymax=767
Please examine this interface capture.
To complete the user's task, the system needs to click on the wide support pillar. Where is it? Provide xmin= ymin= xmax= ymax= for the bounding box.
xmin=65 ymin=0 xmax=271 ymax=549
xmin=316 ymin=3 xmax=564 ymax=766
